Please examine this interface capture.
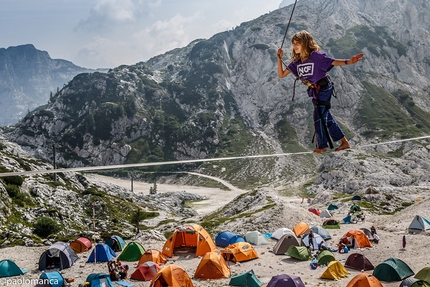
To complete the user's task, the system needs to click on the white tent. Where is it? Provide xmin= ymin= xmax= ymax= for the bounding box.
xmin=271 ymin=228 xmax=294 ymax=240
xmin=245 ymin=231 xmax=269 ymax=245
xmin=320 ymin=209 xmax=332 ymax=218
xmin=408 ymin=215 xmax=430 ymax=232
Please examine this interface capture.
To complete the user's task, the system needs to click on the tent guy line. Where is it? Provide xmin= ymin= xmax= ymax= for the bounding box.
xmin=0 ymin=135 xmax=429 ymax=178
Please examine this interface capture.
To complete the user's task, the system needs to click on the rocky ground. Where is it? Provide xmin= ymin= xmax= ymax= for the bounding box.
xmin=0 ymin=175 xmax=429 ymax=287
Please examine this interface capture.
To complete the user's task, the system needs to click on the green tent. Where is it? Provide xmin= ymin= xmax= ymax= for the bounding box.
xmin=0 ymin=259 xmax=28 ymax=278
xmin=415 ymin=266 xmax=430 ymax=283
xmin=285 ymin=246 xmax=311 ymax=261
xmin=401 ymin=277 xmax=430 ymax=287
xmin=317 ymin=250 xmax=336 ymax=266
xmin=229 ymin=269 xmax=262 ymax=287
xmin=118 ymin=242 xmax=145 ymax=261
xmin=373 ymin=258 xmax=414 ymax=282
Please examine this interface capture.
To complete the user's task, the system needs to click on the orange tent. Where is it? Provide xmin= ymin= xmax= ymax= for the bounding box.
xmin=346 ymin=273 xmax=383 ymax=287
xmin=149 ymin=264 xmax=195 ymax=287
xmin=220 ymin=242 xmax=258 ymax=263
xmin=131 ymin=261 xmax=161 ymax=281
xmin=293 ymin=222 xmax=310 ymax=237
xmin=342 ymin=230 xmax=372 ymax=248
xmin=194 ymin=251 xmax=230 ymax=279
xmin=70 ymin=237 xmax=92 ymax=253
xmin=162 ymin=224 xmax=216 ymax=258
xmin=138 ymin=249 xmax=167 ymax=266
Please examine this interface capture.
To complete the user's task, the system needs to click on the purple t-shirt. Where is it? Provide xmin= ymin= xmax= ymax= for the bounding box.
xmin=288 ymin=51 xmax=334 ymax=84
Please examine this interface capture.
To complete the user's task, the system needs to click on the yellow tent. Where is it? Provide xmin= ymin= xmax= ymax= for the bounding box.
xmin=320 ymin=261 xmax=349 ymax=280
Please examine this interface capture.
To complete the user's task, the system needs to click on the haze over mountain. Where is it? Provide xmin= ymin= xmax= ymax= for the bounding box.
xmin=0 ymin=44 xmax=95 ymax=126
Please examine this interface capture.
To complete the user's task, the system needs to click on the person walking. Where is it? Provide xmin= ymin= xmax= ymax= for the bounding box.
xmin=277 ymin=30 xmax=363 ymax=153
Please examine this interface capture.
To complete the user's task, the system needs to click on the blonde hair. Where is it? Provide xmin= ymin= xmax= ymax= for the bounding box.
xmin=290 ymin=30 xmax=320 ymax=62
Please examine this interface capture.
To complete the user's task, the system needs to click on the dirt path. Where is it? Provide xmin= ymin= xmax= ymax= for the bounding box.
xmin=87 ymin=173 xmax=248 ymax=215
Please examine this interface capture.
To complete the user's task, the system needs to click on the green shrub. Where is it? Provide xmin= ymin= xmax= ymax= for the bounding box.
xmin=3 ymin=176 xmax=24 ymax=186
xmin=33 ymin=217 xmax=61 ymax=238
xmin=5 ymin=184 xmax=20 ymax=197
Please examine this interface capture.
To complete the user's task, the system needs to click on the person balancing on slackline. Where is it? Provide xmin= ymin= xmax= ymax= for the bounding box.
xmin=277 ymin=30 xmax=363 ymax=154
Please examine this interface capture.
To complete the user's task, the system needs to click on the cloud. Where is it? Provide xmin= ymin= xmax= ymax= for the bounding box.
xmin=132 ymin=12 xmax=202 ymax=59
xmin=76 ymin=0 xmax=150 ymax=32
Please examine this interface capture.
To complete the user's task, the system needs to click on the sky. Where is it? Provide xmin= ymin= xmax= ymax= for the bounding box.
xmin=0 ymin=0 xmax=296 ymax=69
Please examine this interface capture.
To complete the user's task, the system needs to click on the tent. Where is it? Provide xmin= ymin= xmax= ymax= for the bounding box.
xmin=194 ymin=251 xmax=230 ymax=279
xmin=402 ymin=277 xmax=430 ymax=287
xmin=38 ymin=242 xmax=79 ymax=271
xmin=118 ymin=242 xmax=145 ymax=261
xmin=360 ymin=228 xmax=374 ymax=241
xmin=245 ymin=231 xmax=269 ymax=245
xmin=70 ymin=237 xmax=92 ymax=253
xmin=266 ymin=274 xmax=305 ymax=287
xmin=285 ymin=246 xmax=310 ymax=261
xmin=301 ymin=233 xmax=326 ymax=250
xmin=345 ymin=273 xmax=383 ymax=287
xmin=373 ymin=257 xmax=414 ymax=282
xmin=0 ymin=259 xmax=28 ymax=278
xmin=322 ymin=218 xmax=340 ymax=229
xmin=138 ymin=249 xmax=167 ymax=266
xmin=327 ymin=204 xmax=338 ymax=211
xmin=317 ymin=250 xmax=336 ymax=266
xmin=87 ymin=243 xmax=116 ymax=263
xmin=229 ymin=270 xmax=262 ymax=287
xmin=131 ymin=261 xmax=161 ymax=281
xmin=307 ymin=226 xmax=332 ymax=240
xmin=220 ymin=242 xmax=258 ymax=262
xmin=352 ymin=195 xmax=362 ymax=201
xmin=105 ymin=235 xmax=126 ymax=252
xmin=415 ymin=266 xmax=430 ymax=282
xmin=272 ymin=233 xmax=301 ymax=255
xmin=308 ymin=207 xmax=321 ymax=216
xmin=215 ymin=231 xmax=245 ymax=247
xmin=342 ymin=230 xmax=372 ymax=248
xmin=162 ymin=224 xmax=216 ymax=258
xmin=292 ymin=222 xmax=309 ymax=237
xmin=85 ymin=273 xmax=115 ymax=287
xmin=341 ymin=215 xmax=352 ymax=224
xmin=408 ymin=215 xmax=430 ymax=233
xmin=38 ymin=271 xmax=64 ymax=287
xmin=271 ymin=228 xmax=294 ymax=240
xmin=319 ymin=209 xmax=332 ymax=218
xmin=320 ymin=261 xmax=349 ymax=280
xmin=149 ymin=264 xmax=194 ymax=287
xmin=344 ymin=253 xmax=375 ymax=271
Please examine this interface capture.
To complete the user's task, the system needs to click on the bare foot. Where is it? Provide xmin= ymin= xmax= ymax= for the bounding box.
xmin=335 ymin=139 xmax=350 ymax=152
xmin=313 ymin=147 xmax=327 ymax=154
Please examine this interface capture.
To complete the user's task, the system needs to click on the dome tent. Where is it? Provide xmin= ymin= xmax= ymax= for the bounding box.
xmin=38 ymin=242 xmax=79 ymax=271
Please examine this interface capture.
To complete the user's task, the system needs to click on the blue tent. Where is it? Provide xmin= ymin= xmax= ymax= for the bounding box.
xmin=105 ymin=235 xmax=126 ymax=252
xmin=341 ymin=215 xmax=352 ymax=224
xmin=352 ymin=195 xmax=362 ymax=201
xmin=0 ymin=259 xmax=28 ymax=278
xmin=85 ymin=273 xmax=114 ymax=287
xmin=327 ymin=204 xmax=338 ymax=211
xmin=215 ymin=231 xmax=245 ymax=247
xmin=40 ymin=271 xmax=64 ymax=287
xmin=87 ymin=243 xmax=116 ymax=263
xmin=229 ymin=270 xmax=262 ymax=287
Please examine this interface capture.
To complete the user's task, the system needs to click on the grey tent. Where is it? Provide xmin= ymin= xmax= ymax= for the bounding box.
xmin=38 ymin=242 xmax=79 ymax=271
xmin=307 ymin=226 xmax=332 ymax=240
xmin=272 ymin=234 xmax=301 ymax=255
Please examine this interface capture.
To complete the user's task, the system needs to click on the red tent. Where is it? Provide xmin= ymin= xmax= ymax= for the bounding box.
xmin=308 ymin=208 xmax=321 ymax=216
xmin=131 ymin=262 xmax=161 ymax=281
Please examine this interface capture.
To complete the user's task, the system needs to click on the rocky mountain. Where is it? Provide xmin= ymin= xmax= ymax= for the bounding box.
xmin=0 ymin=44 xmax=95 ymax=126
xmin=5 ymin=0 xmax=430 ymax=193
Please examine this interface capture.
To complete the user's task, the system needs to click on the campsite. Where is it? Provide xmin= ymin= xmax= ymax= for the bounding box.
xmin=0 ymin=177 xmax=429 ymax=287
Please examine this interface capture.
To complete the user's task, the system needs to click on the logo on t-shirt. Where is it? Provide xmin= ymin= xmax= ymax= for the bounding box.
xmin=297 ymin=63 xmax=314 ymax=77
